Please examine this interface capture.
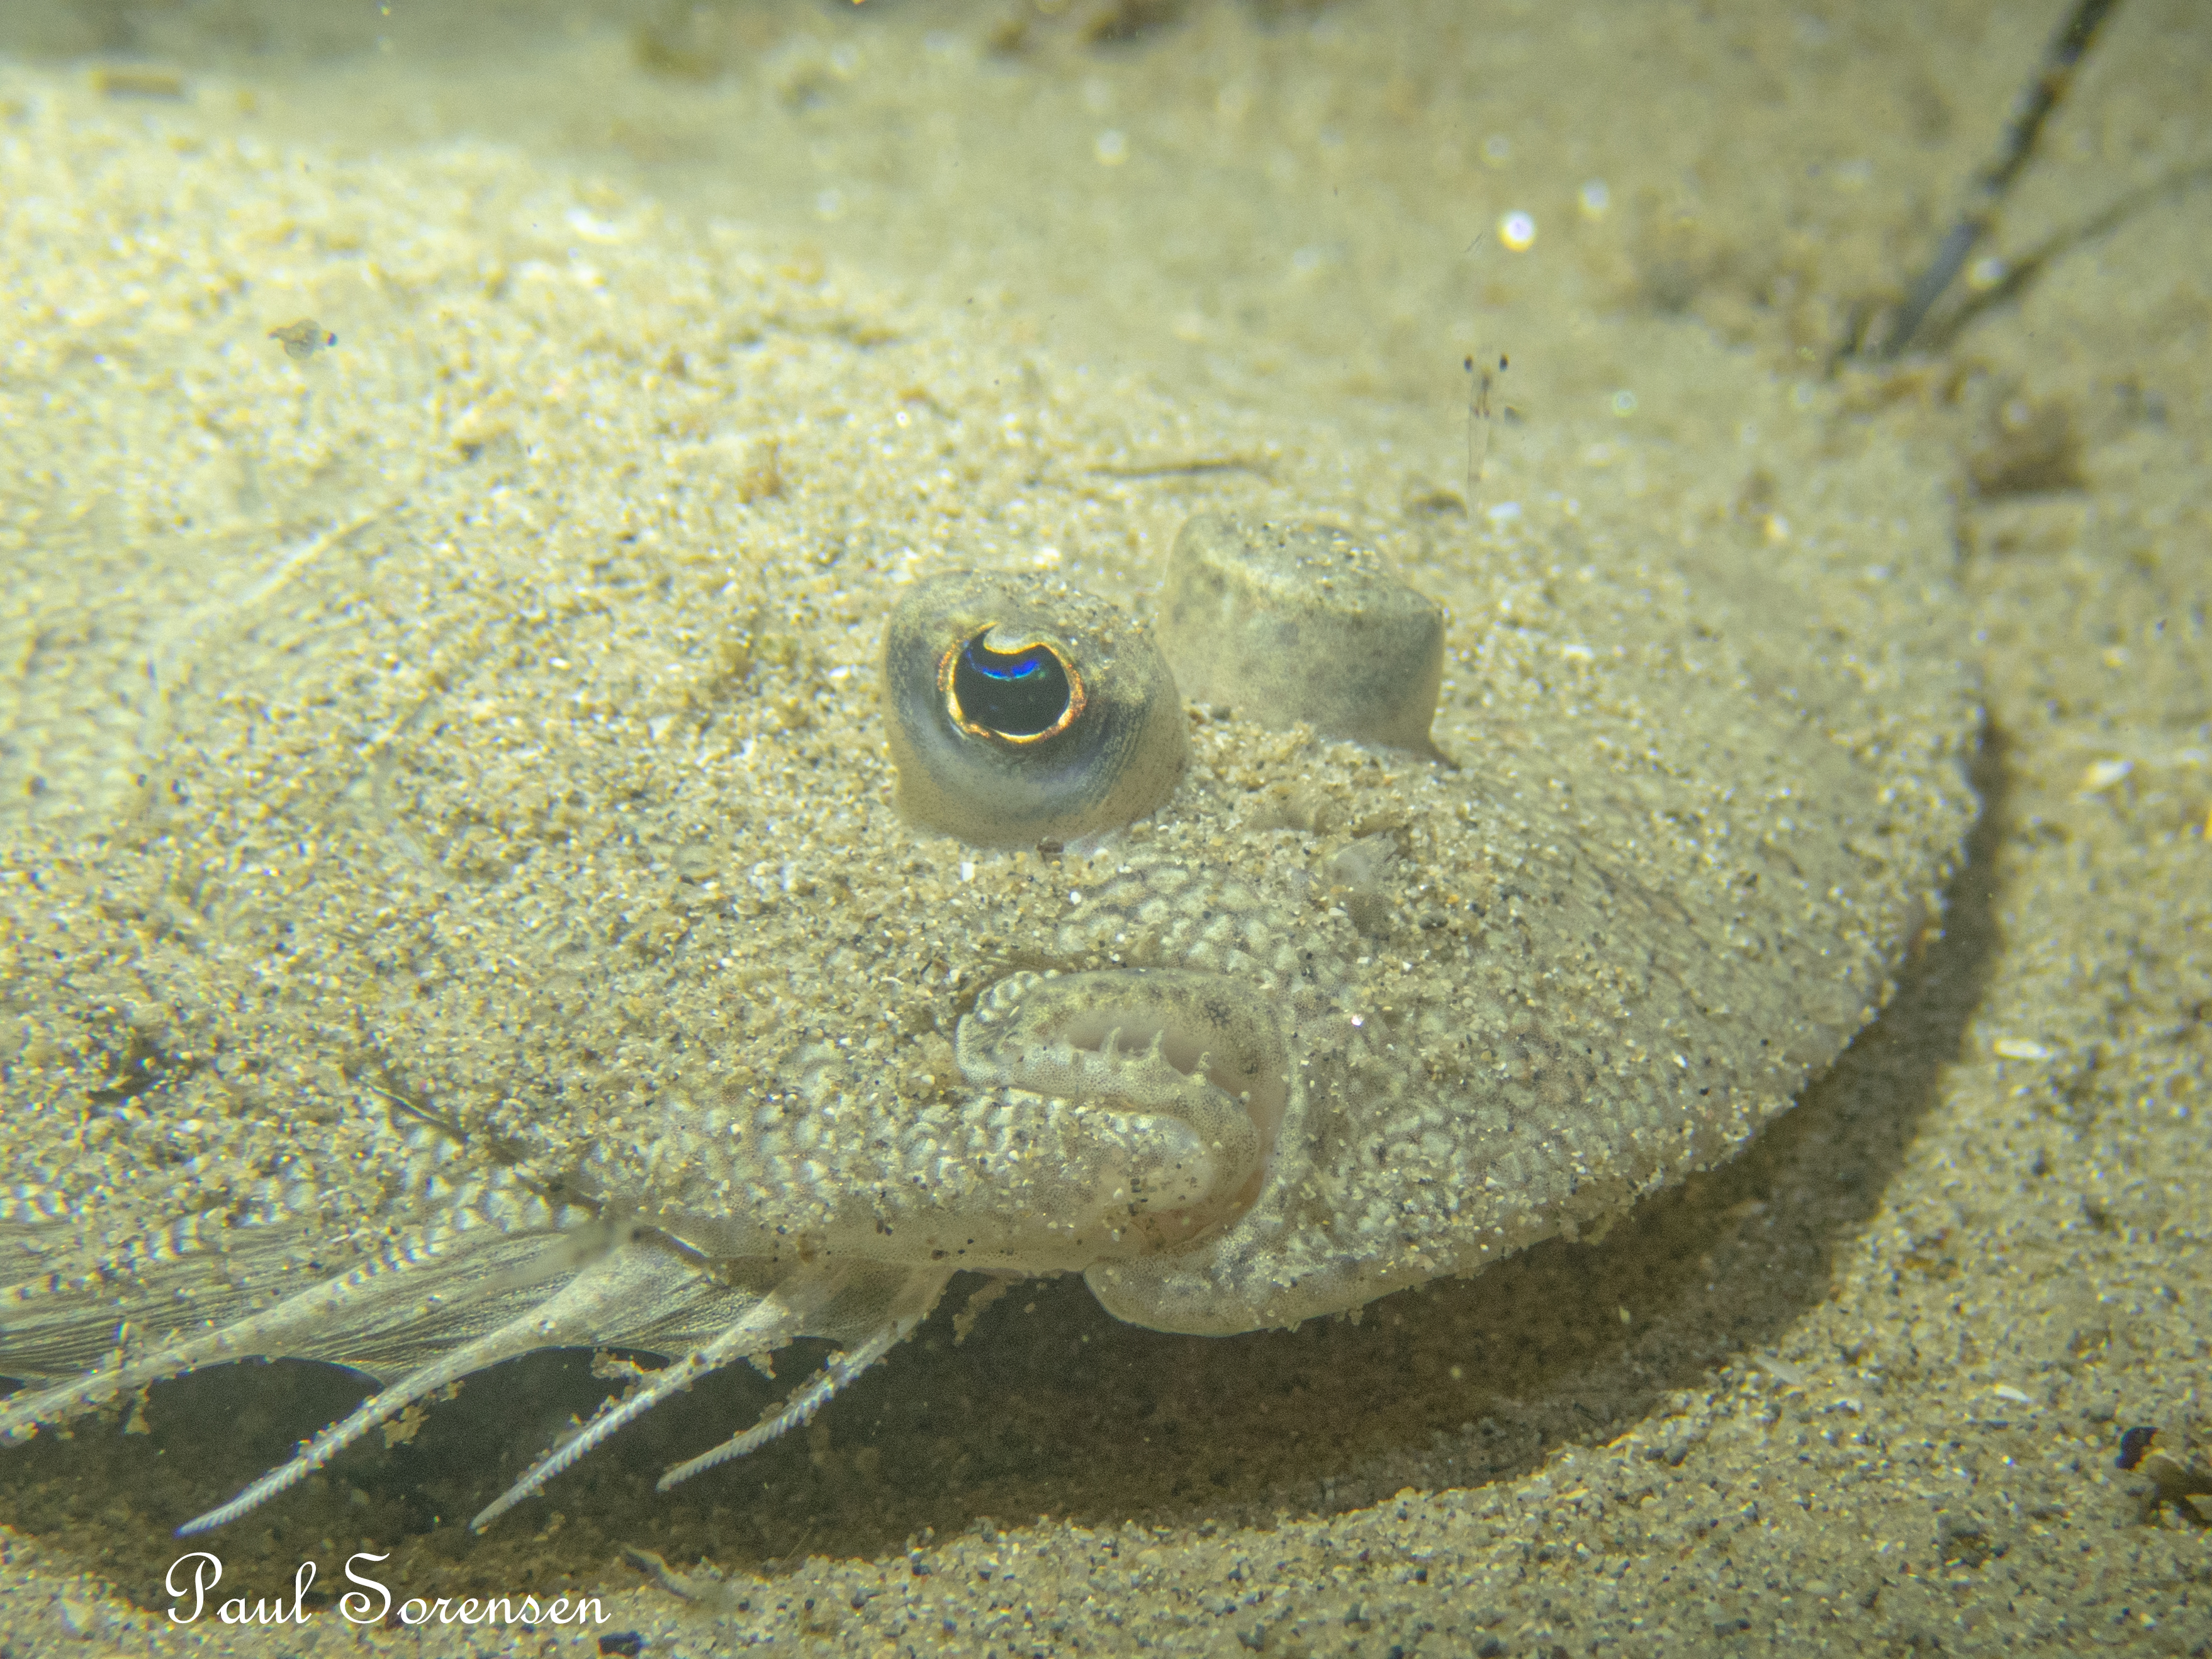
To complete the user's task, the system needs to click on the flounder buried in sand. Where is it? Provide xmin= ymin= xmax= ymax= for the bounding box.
xmin=0 ymin=224 xmax=1979 ymax=1539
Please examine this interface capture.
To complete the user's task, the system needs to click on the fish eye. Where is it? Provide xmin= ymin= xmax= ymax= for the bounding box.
xmin=942 ymin=629 xmax=1085 ymax=743
xmin=884 ymin=573 xmax=1186 ymax=848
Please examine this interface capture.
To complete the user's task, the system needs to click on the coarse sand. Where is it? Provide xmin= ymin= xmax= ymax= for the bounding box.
xmin=2 ymin=2 xmax=2208 ymax=1655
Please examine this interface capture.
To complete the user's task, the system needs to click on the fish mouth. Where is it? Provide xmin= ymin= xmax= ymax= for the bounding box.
xmin=953 ymin=968 xmax=1289 ymax=1253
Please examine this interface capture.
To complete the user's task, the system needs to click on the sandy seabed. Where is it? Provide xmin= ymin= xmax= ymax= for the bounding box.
xmin=2 ymin=1 xmax=2208 ymax=1655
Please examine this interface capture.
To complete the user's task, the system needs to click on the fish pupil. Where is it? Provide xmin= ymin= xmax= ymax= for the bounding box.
xmin=955 ymin=638 xmax=1071 ymax=737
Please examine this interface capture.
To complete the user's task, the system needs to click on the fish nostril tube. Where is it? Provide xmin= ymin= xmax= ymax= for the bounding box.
xmin=1155 ymin=512 xmax=1447 ymax=757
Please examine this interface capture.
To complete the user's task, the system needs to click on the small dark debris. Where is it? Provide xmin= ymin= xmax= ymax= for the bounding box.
xmin=631 ymin=1 xmax=736 ymax=81
xmin=1081 ymin=0 xmax=1187 ymax=46
xmin=1733 ymin=466 xmax=1780 ymax=526
xmin=1968 ymin=397 xmax=2083 ymax=497
xmin=1936 ymin=1511 xmax=2000 ymax=1568
xmin=2113 ymin=376 xmax=2168 ymax=427
xmin=984 ymin=12 xmax=1034 ymax=57
xmin=2118 ymin=1425 xmax=2159 ymax=1471
xmin=598 ymin=1634 xmax=645 ymax=1658
xmin=87 ymin=1028 xmax=189 ymax=1106
xmin=1403 ymin=485 xmax=1467 ymax=516
xmin=990 ymin=0 xmax=1194 ymax=55
xmin=92 ymin=64 xmax=185 ymax=99
xmin=269 ymin=318 xmax=337 ymax=361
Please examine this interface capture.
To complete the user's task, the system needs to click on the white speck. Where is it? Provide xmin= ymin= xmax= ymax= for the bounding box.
xmin=958 ymin=860 xmax=975 ymax=882
xmin=1349 ymin=1015 xmax=1365 ymax=1028
xmin=1611 ymin=390 xmax=1638 ymax=416
xmin=1992 ymin=1037 xmax=2051 ymax=1061
xmin=1578 ymin=179 xmax=1610 ymax=218
xmin=2077 ymin=757 xmax=2131 ymax=794
xmin=1485 ymin=501 xmax=1522 ymax=526
xmin=828 ymin=665 xmax=851 ymax=680
xmin=1031 ymin=546 xmax=1063 ymax=569
xmin=1499 ymin=210 xmax=1537 ymax=252
xmin=1561 ymin=643 xmax=1595 ymax=663
xmin=1069 ymin=891 xmax=1083 ymax=905
xmin=1094 ymin=129 xmax=1128 ymax=166
xmin=564 ymin=206 xmax=626 ymax=243
xmin=1991 ymin=1384 xmax=2033 ymax=1405
xmin=1673 ymin=1054 xmax=1689 ymax=1069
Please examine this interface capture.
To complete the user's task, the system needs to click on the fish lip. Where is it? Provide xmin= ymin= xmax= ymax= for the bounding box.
xmin=952 ymin=966 xmax=1291 ymax=1256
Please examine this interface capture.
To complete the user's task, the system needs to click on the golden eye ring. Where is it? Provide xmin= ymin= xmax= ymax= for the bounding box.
xmin=938 ymin=626 xmax=1088 ymax=746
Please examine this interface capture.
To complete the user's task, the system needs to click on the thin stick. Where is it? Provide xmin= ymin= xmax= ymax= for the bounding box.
xmin=1872 ymin=0 xmax=2123 ymax=359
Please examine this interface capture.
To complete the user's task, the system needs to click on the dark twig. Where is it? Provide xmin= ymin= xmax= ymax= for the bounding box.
xmin=1868 ymin=0 xmax=2123 ymax=359
xmin=1908 ymin=159 xmax=2212 ymax=354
